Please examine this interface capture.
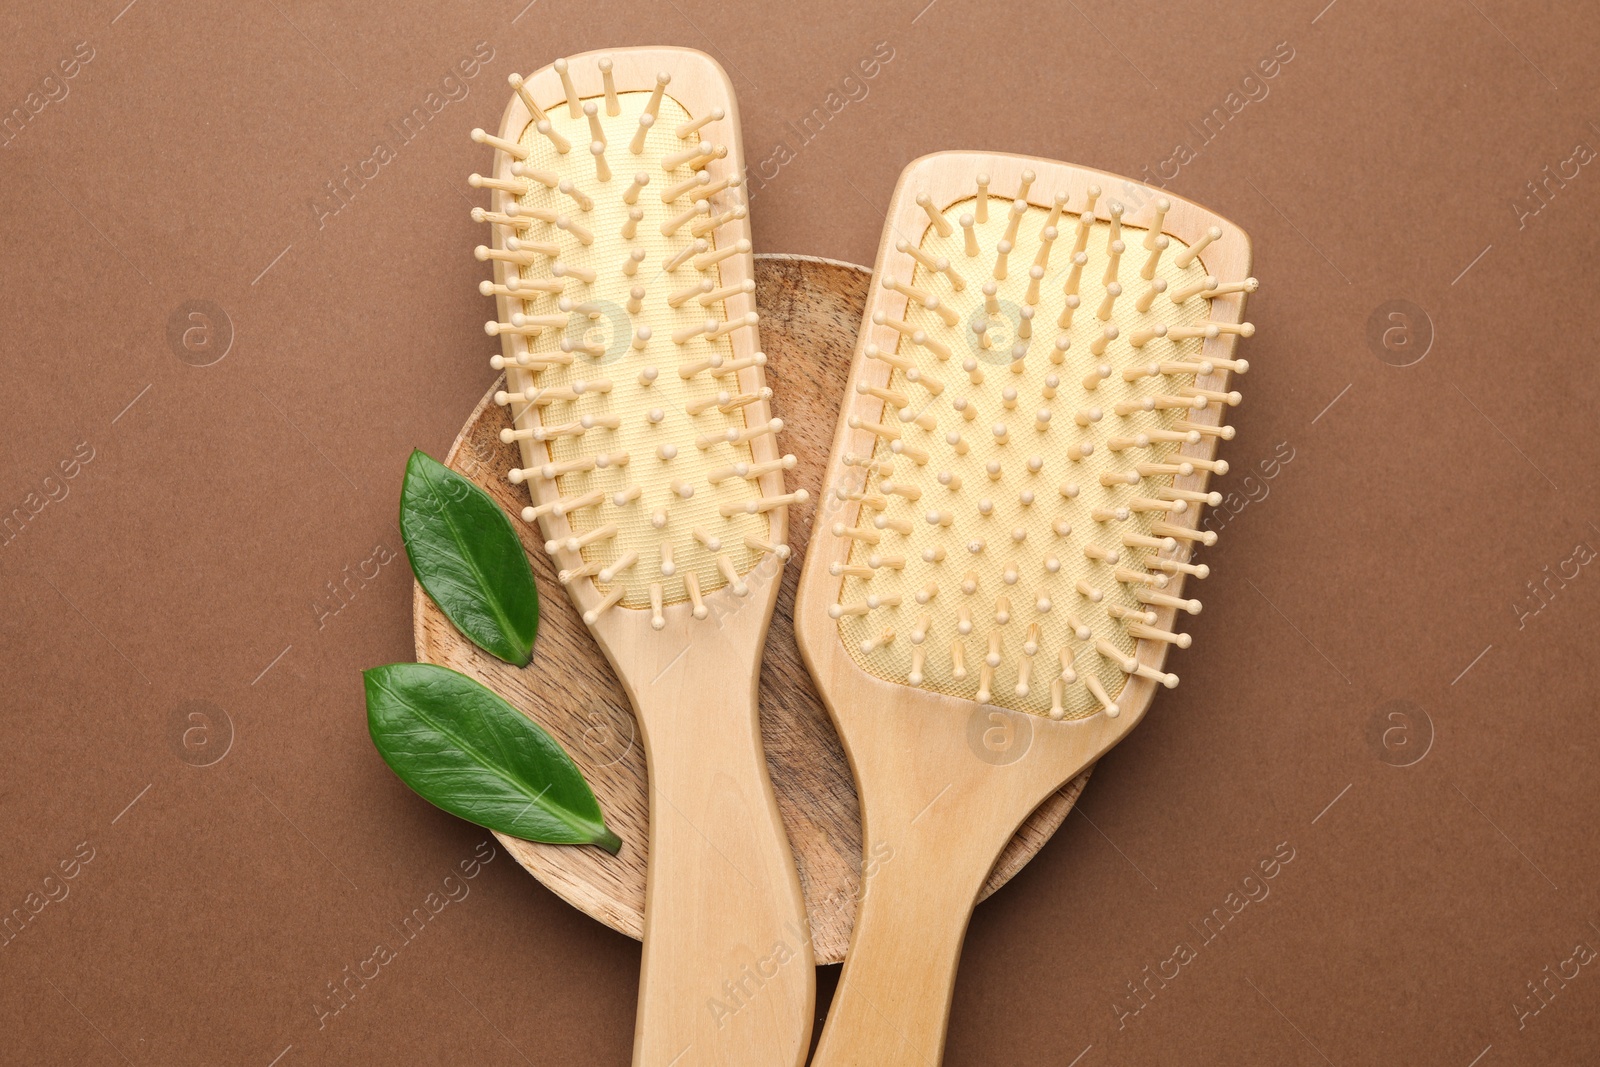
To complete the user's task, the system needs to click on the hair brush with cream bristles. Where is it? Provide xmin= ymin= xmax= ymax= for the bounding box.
xmin=470 ymin=48 xmax=812 ymax=1067
xmin=793 ymin=152 xmax=1256 ymax=1067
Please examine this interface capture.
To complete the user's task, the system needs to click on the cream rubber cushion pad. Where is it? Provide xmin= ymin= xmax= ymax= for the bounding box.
xmin=833 ymin=198 xmax=1220 ymax=718
xmin=493 ymin=86 xmax=777 ymax=612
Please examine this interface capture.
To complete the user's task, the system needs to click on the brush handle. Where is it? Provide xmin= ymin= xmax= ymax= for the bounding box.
xmin=809 ymin=811 xmax=1004 ymax=1067
xmin=629 ymin=658 xmax=814 ymax=1067
xmin=807 ymin=698 xmax=1096 ymax=1067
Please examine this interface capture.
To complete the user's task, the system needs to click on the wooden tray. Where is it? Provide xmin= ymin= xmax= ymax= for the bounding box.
xmin=414 ymin=253 xmax=1090 ymax=963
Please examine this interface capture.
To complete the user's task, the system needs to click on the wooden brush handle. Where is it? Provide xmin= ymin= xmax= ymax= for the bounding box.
xmin=809 ymin=817 xmax=1003 ymax=1067
xmin=805 ymin=699 xmax=1096 ymax=1067
xmin=630 ymin=667 xmax=814 ymax=1067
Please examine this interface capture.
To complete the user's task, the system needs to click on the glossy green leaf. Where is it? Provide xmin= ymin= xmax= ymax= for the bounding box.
xmin=400 ymin=449 xmax=538 ymax=665
xmin=365 ymin=663 xmax=621 ymax=853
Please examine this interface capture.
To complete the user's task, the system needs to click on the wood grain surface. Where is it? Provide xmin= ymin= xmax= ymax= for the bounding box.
xmin=414 ymin=253 xmax=1089 ymax=964
xmin=795 ymin=156 xmax=1251 ymax=1066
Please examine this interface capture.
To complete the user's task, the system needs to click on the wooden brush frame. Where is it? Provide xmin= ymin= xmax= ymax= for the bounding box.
xmin=476 ymin=49 xmax=813 ymax=1067
xmin=797 ymin=151 xmax=1252 ymax=727
xmin=482 ymin=47 xmax=788 ymax=625
xmin=794 ymin=151 xmax=1253 ymax=1067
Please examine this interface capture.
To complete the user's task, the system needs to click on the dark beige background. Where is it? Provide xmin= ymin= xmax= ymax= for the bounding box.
xmin=4 ymin=1 xmax=1599 ymax=1064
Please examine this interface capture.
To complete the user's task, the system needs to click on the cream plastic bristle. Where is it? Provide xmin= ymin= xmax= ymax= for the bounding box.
xmin=508 ymin=73 xmax=549 ymax=124
xmin=1142 ymin=199 xmax=1170 ymax=248
xmin=1015 ymin=170 xmax=1035 ymax=206
xmin=471 ymin=173 xmax=530 ymax=195
xmin=918 ymin=194 xmax=954 ymax=238
xmin=534 ymin=120 xmax=572 ymax=154
xmin=472 ymin=127 xmax=528 ymax=161
xmin=677 ymin=107 xmax=724 ymax=139
xmin=1174 ymin=226 xmax=1222 ymax=268
xmin=553 ymin=58 xmax=582 ymax=117
xmin=1042 ymin=191 xmax=1068 ymax=233
xmin=1170 ymin=275 xmax=1217 ymax=304
xmin=596 ymin=58 xmax=620 ymax=115
xmin=1135 ymin=278 xmax=1167 ymax=313
xmin=630 ymin=114 xmax=655 ymax=155
xmin=1205 ymin=277 xmax=1259 ymax=299
xmin=1003 ymin=200 xmax=1026 ymax=246
xmin=664 ymin=140 xmax=711 ymax=171
xmin=1141 ymin=236 xmax=1168 ymax=280
xmin=828 ymin=173 xmax=1256 ymax=718
xmin=692 ymin=205 xmax=745 ymax=237
xmin=583 ymin=102 xmax=606 ymax=145
xmin=477 ymin=55 xmax=794 ymax=621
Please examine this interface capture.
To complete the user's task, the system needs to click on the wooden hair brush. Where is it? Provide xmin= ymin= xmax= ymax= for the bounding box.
xmin=470 ymin=48 xmax=813 ymax=1067
xmin=793 ymin=152 xmax=1255 ymax=1066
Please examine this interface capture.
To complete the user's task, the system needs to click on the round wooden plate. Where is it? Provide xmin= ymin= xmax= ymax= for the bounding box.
xmin=414 ymin=254 xmax=1090 ymax=964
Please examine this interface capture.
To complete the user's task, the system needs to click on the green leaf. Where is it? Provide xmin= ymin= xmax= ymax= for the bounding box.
xmin=364 ymin=663 xmax=621 ymax=853
xmin=400 ymin=449 xmax=539 ymax=666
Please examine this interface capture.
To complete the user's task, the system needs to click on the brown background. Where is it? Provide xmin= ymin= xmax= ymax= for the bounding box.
xmin=3 ymin=0 xmax=1599 ymax=1064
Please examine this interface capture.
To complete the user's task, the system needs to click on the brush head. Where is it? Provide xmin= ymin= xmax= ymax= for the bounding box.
xmin=803 ymin=155 xmax=1254 ymax=721
xmin=476 ymin=52 xmax=799 ymax=628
